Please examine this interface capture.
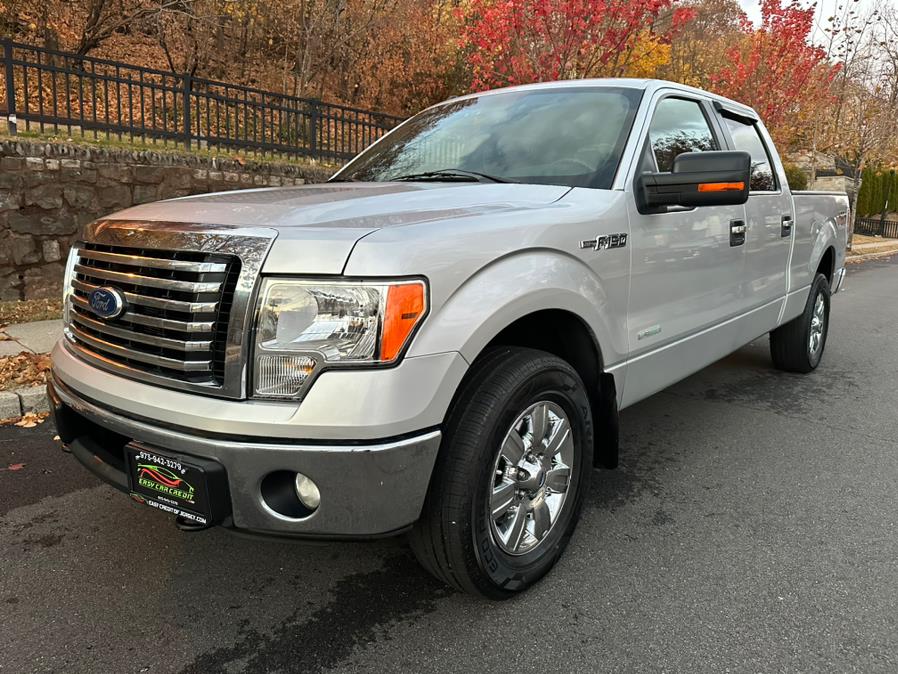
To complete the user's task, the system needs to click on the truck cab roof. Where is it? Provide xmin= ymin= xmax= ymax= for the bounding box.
xmin=442 ymin=78 xmax=759 ymax=123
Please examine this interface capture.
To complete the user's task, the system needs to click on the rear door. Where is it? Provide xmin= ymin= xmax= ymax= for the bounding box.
xmin=718 ymin=111 xmax=793 ymax=313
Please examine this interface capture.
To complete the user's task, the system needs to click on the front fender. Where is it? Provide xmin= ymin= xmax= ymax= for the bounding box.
xmin=408 ymin=249 xmax=627 ymax=371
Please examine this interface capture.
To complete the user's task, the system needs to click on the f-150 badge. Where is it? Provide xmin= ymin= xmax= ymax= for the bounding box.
xmin=580 ymin=233 xmax=628 ymax=251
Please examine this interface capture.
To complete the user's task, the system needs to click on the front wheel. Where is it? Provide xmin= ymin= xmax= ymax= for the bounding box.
xmin=409 ymin=347 xmax=594 ymax=599
xmin=770 ymin=272 xmax=831 ymax=373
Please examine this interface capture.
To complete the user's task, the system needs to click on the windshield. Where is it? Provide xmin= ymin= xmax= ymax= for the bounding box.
xmin=336 ymin=87 xmax=643 ymax=189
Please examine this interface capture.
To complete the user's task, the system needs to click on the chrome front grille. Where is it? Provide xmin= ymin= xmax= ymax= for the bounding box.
xmin=66 ymin=242 xmax=240 ymax=387
xmin=63 ymin=220 xmax=276 ymax=398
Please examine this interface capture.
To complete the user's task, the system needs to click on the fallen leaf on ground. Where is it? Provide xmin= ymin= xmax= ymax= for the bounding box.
xmin=0 ymin=463 xmax=26 ymax=472
xmin=0 ymin=298 xmax=63 ymax=325
xmin=14 ymin=412 xmax=49 ymax=428
xmin=0 ymin=352 xmax=52 ymax=391
xmin=0 ymin=412 xmax=50 ymax=427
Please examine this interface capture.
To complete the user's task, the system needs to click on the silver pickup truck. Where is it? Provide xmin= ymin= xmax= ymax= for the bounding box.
xmin=50 ymin=79 xmax=848 ymax=598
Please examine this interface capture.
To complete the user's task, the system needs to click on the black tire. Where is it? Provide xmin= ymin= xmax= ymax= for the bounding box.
xmin=770 ymin=273 xmax=831 ymax=373
xmin=409 ymin=346 xmax=594 ymax=599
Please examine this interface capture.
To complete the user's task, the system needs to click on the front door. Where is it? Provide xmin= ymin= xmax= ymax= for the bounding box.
xmin=622 ymin=93 xmax=749 ymax=406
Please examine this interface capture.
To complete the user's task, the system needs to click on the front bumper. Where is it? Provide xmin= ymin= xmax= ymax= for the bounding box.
xmin=51 ymin=339 xmax=466 ymax=441
xmin=49 ymin=376 xmax=441 ymax=537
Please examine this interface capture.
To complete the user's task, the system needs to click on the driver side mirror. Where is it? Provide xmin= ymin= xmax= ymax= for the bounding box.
xmin=636 ymin=151 xmax=751 ymax=212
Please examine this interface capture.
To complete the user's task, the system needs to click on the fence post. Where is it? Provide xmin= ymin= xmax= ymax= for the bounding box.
xmin=308 ymin=99 xmax=320 ymax=159
xmin=182 ymin=72 xmax=192 ymax=149
xmin=3 ymin=40 xmax=16 ymax=136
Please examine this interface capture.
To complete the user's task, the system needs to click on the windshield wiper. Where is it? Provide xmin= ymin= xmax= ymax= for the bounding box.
xmin=391 ymin=169 xmax=515 ymax=184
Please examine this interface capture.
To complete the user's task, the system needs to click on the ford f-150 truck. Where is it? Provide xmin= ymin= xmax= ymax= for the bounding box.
xmin=50 ymin=79 xmax=849 ymax=598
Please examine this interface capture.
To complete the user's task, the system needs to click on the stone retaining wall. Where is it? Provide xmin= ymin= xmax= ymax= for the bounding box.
xmin=0 ymin=140 xmax=331 ymax=300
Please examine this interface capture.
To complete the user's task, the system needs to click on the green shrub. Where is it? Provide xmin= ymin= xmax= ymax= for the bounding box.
xmin=783 ymin=163 xmax=808 ymax=191
xmin=857 ymin=168 xmax=898 ymax=217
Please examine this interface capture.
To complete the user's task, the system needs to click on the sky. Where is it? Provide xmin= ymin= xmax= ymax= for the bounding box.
xmin=737 ymin=0 xmax=890 ymax=36
xmin=735 ymin=0 xmax=769 ymax=25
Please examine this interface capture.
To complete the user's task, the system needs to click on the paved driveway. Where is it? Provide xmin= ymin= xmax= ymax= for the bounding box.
xmin=2 ymin=255 xmax=896 ymax=673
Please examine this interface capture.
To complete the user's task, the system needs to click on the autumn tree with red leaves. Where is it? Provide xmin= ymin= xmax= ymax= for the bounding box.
xmin=459 ymin=0 xmax=695 ymax=90
xmin=707 ymin=0 xmax=838 ymax=147
xmin=4 ymin=0 xmax=897 ymax=178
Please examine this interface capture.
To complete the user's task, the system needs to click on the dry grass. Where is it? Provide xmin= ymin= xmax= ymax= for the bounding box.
xmin=852 ymin=234 xmax=889 ymax=245
xmin=2 ymin=129 xmax=341 ymax=171
xmin=848 ymin=234 xmax=898 ymax=258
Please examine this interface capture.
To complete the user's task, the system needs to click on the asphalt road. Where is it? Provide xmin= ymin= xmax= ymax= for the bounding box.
xmin=2 ymin=255 xmax=897 ymax=673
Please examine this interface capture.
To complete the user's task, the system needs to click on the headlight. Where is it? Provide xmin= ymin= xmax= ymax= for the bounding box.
xmin=253 ymin=278 xmax=427 ymax=398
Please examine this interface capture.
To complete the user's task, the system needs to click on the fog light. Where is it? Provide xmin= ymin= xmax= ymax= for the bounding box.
xmin=294 ymin=473 xmax=321 ymax=510
xmin=255 ymin=354 xmax=316 ymax=397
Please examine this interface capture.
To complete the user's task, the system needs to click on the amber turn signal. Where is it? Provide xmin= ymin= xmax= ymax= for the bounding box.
xmin=381 ymin=282 xmax=427 ymax=362
xmin=697 ymin=181 xmax=745 ymax=192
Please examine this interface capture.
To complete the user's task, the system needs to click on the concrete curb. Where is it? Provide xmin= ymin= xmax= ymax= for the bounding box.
xmin=0 ymin=318 xmax=61 ymax=420
xmin=846 ymin=248 xmax=898 ymax=264
xmin=0 ymin=384 xmax=50 ymax=421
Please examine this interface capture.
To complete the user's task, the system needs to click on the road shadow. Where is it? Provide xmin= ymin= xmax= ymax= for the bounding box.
xmin=583 ymin=337 xmax=859 ymax=515
xmin=180 ymin=547 xmax=450 ymax=673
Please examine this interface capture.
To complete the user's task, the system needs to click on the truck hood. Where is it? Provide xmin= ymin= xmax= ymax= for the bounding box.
xmin=105 ymin=182 xmax=571 ymax=274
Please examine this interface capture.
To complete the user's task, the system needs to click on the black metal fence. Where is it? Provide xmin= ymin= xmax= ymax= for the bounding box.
xmin=1 ymin=39 xmax=404 ymax=162
xmin=855 ymin=218 xmax=898 ymax=239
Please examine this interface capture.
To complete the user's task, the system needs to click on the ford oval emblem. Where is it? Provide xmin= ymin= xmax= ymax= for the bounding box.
xmin=88 ymin=286 xmax=126 ymax=319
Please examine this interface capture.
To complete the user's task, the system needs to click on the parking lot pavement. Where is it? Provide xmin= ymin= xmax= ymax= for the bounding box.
xmin=2 ymin=254 xmax=897 ymax=674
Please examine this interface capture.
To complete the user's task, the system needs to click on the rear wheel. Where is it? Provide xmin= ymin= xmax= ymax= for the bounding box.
xmin=410 ymin=347 xmax=593 ymax=599
xmin=770 ymin=273 xmax=831 ymax=373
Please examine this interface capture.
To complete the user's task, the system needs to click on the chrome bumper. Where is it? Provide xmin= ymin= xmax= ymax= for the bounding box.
xmin=49 ymin=375 xmax=441 ymax=537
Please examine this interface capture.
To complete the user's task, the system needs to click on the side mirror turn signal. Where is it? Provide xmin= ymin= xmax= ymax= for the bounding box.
xmin=637 ymin=150 xmax=751 ymax=212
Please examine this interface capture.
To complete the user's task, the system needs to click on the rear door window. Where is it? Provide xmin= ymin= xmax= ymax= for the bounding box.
xmin=722 ymin=116 xmax=777 ymax=191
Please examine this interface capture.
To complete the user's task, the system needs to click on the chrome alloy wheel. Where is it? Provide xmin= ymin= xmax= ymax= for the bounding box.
xmin=489 ymin=401 xmax=574 ymax=556
xmin=809 ymin=293 xmax=826 ymax=356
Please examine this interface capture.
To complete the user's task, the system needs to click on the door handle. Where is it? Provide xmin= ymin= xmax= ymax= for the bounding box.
xmin=730 ymin=219 xmax=746 ymax=247
xmin=781 ymin=215 xmax=793 ymax=237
